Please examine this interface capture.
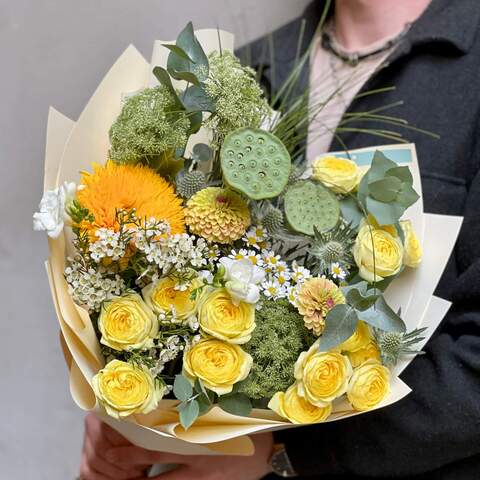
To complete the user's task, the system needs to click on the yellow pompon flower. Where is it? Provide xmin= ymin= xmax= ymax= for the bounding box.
xmin=269 ymin=384 xmax=332 ymax=424
xmin=347 ymin=360 xmax=390 ymax=411
xmin=142 ymin=277 xmax=203 ymax=321
xmin=348 ymin=341 xmax=381 ymax=368
xmin=296 ymin=277 xmax=345 ymax=336
xmin=185 ymin=187 xmax=251 ymax=244
xmin=338 ymin=321 xmax=372 ymax=353
xmin=198 ymin=288 xmax=256 ymax=344
xmin=294 ymin=340 xmax=353 ymax=407
xmin=183 ymin=338 xmax=253 ymax=395
xmin=92 ymin=359 xmax=165 ymax=419
xmin=77 ymin=161 xmax=185 ymax=234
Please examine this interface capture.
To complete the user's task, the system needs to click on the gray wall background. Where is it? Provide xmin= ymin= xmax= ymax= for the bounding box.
xmin=0 ymin=1 xmax=310 ymax=478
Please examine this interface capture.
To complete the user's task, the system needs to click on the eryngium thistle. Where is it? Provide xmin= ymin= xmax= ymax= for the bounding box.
xmin=176 ymin=171 xmax=207 ymax=198
xmin=262 ymin=207 xmax=284 ymax=234
xmin=109 ymin=86 xmax=190 ymax=165
xmin=287 ymin=165 xmax=305 ymax=185
xmin=374 ymin=328 xmax=427 ymax=366
xmin=309 ymin=221 xmax=356 ymax=275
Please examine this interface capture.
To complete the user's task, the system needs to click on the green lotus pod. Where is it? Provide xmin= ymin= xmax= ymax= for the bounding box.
xmin=220 ymin=127 xmax=291 ymax=200
xmin=284 ymin=180 xmax=340 ymax=235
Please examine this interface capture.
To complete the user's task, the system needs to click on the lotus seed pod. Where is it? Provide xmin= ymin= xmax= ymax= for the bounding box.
xmin=284 ymin=180 xmax=340 ymax=235
xmin=220 ymin=127 xmax=291 ymax=200
xmin=263 ymin=207 xmax=284 ymax=234
xmin=176 ymin=171 xmax=207 ymax=198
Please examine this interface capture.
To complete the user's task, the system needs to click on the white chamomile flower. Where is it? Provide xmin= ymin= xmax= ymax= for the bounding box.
xmin=246 ymin=250 xmax=264 ymax=266
xmin=331 ymin=262 xmax=347 ymax=280
xmin=229 ymin=249 xmax=249 ymax=261
xmin=261 ymin=278 xmax=287 ymax=299
xmin=242 ymin=226 xmax=268 ymax=249
xmin=291 ymin=261 xmax=312 ymax=284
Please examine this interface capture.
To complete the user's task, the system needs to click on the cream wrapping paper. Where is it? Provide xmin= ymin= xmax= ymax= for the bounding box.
xmin=41 ymin=28 xmax=462 ymax=456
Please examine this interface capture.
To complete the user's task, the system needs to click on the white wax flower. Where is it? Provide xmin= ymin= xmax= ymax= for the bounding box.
xmin=33 ymin=182 xmax=77 ymax=238
xmin=219 ymin=257 xmax=266 ymax=305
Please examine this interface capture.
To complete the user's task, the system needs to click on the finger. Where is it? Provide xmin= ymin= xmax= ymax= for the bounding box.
xmin=143 ymin=465 xmax=191 ymax=480
xmin=106 ymin=446 xmax=185 ymax=468
xmin=79 ymin=462 xmax=115 ymax=480
xmin=84 ymin=433 xmax=139 ymax=480
xmin=85 ymin=413 xmax=130 ymax=448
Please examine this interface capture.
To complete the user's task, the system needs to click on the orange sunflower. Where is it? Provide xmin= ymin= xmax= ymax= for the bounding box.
xmin=77 ymin=161 xmax=185 ymax=234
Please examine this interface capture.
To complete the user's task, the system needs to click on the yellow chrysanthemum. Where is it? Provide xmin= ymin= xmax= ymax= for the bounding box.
xmin=296 ymin=277 xmax=345 ymax=336
xmin=77 ymin=161 xmax=185 ymax=234
xmin=185 ymin=187 xmax=250 ymax=244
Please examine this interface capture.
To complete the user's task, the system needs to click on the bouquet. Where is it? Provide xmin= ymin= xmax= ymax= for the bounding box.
xmin=33 ymin=24 xmax=462 ymax=455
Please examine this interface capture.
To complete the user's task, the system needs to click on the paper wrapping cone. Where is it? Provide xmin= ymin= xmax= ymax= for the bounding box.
xmin=42 ymin=28 xmax=462 ymax=455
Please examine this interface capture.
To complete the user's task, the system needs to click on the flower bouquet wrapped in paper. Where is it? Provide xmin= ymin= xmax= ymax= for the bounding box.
xmin=34 ymin=24 xmax=462 ymax=456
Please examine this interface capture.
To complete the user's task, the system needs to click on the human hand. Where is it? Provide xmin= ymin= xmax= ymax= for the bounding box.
xmin=79 ymin=413 xmax=147 ymax=479
xmin=105 ymin=431 xmax=274 ymax=480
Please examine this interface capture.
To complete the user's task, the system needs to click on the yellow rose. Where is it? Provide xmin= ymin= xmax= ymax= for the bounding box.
xmin=348 ymin=341 xmax=381 ymax=368
xmin=347 ymin=360 xmax=390 ymax=411
xmin=269 ymin=384 xmax=332 ymax=424
xmin=312 ymin=155 xmax=360 ymax=193
xmin=183 ymin=338 xmax=252 ymax=395
xmin=338 ymin=321 xmax=372 ymax=353
xmin=92 ymin=359 xmax=164 ymax=418
xmin=98 ymin=293 xmax=158 ymax=351
xmin=198 ymin=288 xmax=255 ymax=344
xmin=400 ymin=220 xmax=422 ymax=268
xmin=294 ymin=340 xmax=352 ymax=407
xmin=353 ymin=222 xmax=404 ymax=282
xmin=142 ymin=276 xmax=203 ymax=321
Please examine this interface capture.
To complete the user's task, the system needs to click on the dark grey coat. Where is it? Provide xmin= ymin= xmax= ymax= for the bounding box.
xmin=238 ymin=1 xmax=480 ymax=478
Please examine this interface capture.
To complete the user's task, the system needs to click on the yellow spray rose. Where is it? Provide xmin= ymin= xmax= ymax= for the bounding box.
xmin=92 ymin=360 xmax=164 ymax=418
xmin=347 ymin=360 xmax=390 ymax=411
xmin=312 ymin=155 xmax=360 ymax=193
xmin=183 ymin=338 xmax=253 ymax=395
xmin=269 ymin=384 xmax=332 ymax=424
xmin=348 ymin=341 xmax=381 ymax=368
xmin=98 ymin=293 xmax=158 ymax=351
xmin=294 ymin=340 xmax=352 ymax=407
xmin=338 ymin=321 xmax=372 ymax=353
xmin=142 ymin=277 xmax=203 ymax=320
xmin=353 ymin=221 xmax=404 ymax=282
xmin=400 ymin=220 xmax=423 ymax=268
xmin=198 ymin=288 xmax=255 ymax=344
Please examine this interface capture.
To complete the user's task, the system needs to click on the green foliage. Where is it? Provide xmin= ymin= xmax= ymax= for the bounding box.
xmin=109 ymin=86 xmax=190 ymax=165
xmin=357 ymin=151 xmax=419 ymax=225
xmin=173 ymin=374 xmax=193 ymax=401
xmin=218 ymin=393 xmax=252 ymax=417
xmin=319 ymin=304 xmax=358 ymax=352
xmin=204 ymin=51 xmax=270 ymax=145
xmin=284 ymin=180 xmax=340 ymax=235
xmin=238 ymin=299 xmax=309 ymax=400
xmin=221 ymin=127 xmax=291 ymax=200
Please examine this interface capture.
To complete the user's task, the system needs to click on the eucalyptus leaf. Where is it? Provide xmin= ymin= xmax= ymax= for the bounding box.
xmin=360 ymin=296 xmax=406 ymax=333
xmin=319 ymin=304 xmax=358 ymax=351
xmin=173 ymin=374 xmax=193 ymax=402
xmin=345 ymin=287 xmax=380 ymax=311
xmin=368 ymin=177 xmax=402 ymax=202
xmin=192 ymin=143 xmax=213 ymax=162
xmin=152 ymin=66 xmax=184 ymax=110
xmin=365 ymin=196 xmax=404 ymax=225
xmin=340 ymin=196 xmax=363 ymax=228
xmin=218 ymin=393 xmax=252 ymax=417
xmin=170 ymin=70 xmax=201 ymax=86
xmin=186 ymin=110 xmax=203 ymax=134
xmin=178 ymin=399 xmax=199 ymax=430
xmin=197 ymin=396 xmax=212 ymax=416
xmin=386 ymin=166 xmax=413 ymax=184
xmin=182 ymin=85 xmax=216 ymax=113
xmin=162 ymin=44 xmax=195 ymax=62
xmin=397 ymin=182 xmax=420 ymax=208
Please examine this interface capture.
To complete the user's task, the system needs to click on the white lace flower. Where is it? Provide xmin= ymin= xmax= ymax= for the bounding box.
xmin=33 ymin=182 xmax=77 ymax=238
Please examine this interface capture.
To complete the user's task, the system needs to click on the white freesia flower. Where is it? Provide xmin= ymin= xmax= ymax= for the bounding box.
xmin=219 ymin=257 xmax=266 ymax=305
xmin=33 ymin=182 xmax=77 ymax=238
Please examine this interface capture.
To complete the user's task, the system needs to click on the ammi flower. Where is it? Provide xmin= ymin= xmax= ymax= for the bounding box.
xmin=400 ymin=219 xmax=423 ymax=268
xmin=353 ymin=220 xmax=404 ymax=282
xmin=92 ymin=360 xmax=164 ymax=418
xmin=198 ymin=288 xmax=256 ymax=344
xmin=183 ymin=338 xmax=252 ymax=395
xmin=269 ymin=384 xmax=332 ymax=424
xmin=295 ymin=340 xmax=352 ymax=407
xmin=98 ymin=293 xmax=158 ymax=351
xmin=347 ymin=360 xmax=390 ymax=411
xmin=77 ymin=161 xmax=185 ymax=234
xmin=296 ymin=277 xmax=345 ymax=336
xmin=143 ymin=276 xmax=203 ymax=321
xmin=338 ymin=321 xmax=372 ymax=353
xmin=312 ymin=155 xmax=360 ymax=194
